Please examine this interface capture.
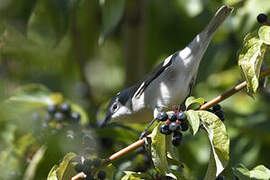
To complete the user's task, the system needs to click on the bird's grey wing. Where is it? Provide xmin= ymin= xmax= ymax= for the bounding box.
xmin=133 ymin=52 xmax=178 ymax=98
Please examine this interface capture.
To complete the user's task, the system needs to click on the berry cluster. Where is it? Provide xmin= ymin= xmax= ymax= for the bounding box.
xmin=46 ymin=103 xmax=81 ymax=123
xmin=157 ymin=111 xmax=189 ymax=146
xmin=257 ymin=13 xmax=268 ymax=24
xmin=74 ymin=158 xmax=106 ymax=180
xmin=207 ymin=104 xmax=225 ymax=121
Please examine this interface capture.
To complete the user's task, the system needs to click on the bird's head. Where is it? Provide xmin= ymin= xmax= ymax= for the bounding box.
xmin=101 ymin=88 xmax=134 ymax=127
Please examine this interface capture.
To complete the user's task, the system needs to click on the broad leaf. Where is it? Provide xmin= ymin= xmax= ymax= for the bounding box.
xmin=185 ymin=110 xmax=200 ymax=135
xmin=47 ymin=165 xmax=58 ymax=180
xmin=121 ymin=171 xmax=152 ymax=180
xmin=56 ymin=152 xmax=77 ymax=180
xmin=238 ymin=31 xmax=267 ymax=96
xmin=185 ymin=97 xmax=205 ymax=110
xmin=151 ymin=122 xmax=170 ymax=175
xmin=99 ymin=0 xmax=125 ymax=43
xmin=7 ymin=84 xmax=63 ymax=105
xmin=258 ymin=25 xmax=270 ymax=45
xmin=23 ymin=145 xmax=47 ymax=180
xmin=233 ymin=164 xmax=270 ymax=180
xmin=197 ymin=111 xmax=229 ymax=180
xmin=151 ymin=122 xmax=176 ymax=179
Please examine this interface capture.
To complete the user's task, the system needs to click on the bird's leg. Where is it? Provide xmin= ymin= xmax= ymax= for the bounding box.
xmin=139 ymin=117 xmax=157 ymax=139
xmin=139 ymin=107 xmax=161 ymax=139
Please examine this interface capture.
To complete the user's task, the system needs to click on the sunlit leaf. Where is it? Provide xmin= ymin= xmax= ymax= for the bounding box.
xmin=258 ymin=25 xmax=270 ymax=45
xmin=23 ymin=145 xmax=47 ymax=180
xmin=238 ymin=31 xmax=267 ymax=96
xmin=233 ymin=164 xmax=270 ymax=180
xmin=151 ymin=122 xmax=176 ymax=179
xmin=121 ymin=171 xmax=152 ymax=180
xmin=56 ymin=152 xmax=77 ymax=180
xmin=7 ymin=84 xmax=61 ymax=105
xmin=197 ymin=110 xmax=229 ymax=180
xmin=185 ymin=97 xmax=205 ymax=110
xmin=47 ymin=165 xmax=58 ymax=180
xmin=185 ymin=110 xmax=200 ymax=135
xmin=99 ymin=0 xmax=125 ymax=43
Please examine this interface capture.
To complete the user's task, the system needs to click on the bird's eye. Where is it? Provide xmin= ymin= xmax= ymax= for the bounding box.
xmin=112 ymin=104 xmax=118 ymax=111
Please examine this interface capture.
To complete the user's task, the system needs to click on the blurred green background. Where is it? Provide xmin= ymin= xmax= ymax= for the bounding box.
xmin=1 ymin=0 xmax=270 ymax=179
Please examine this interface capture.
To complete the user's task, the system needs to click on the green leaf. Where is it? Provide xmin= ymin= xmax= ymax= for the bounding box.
xmin=185 ymin=110 xmax=200 ymax=135
xmin=7 ymin=84 xmax=63 ymax=105
xmin=23 ymin=145 xmax=47 ymax=180
xmin=99 ymin=0 xmax=125 ymax=43
xmin=121 ymin=171 xmax=152 ymax=180
xmin=197 ymin=110 xmax=229 ymax=180
xmin=47 ymin=165 xmax=58 ymax=180
xmin=258 ymin=25 xmax=270 ymax=45
xmin=233 ymin=164 xmax=270 ymax=180
xmin=55 ymin=152 xmax=77 ymax=180
xmin=185 ymin=97 xmax=205 ymax=110
xmin=151 ymin=122 xmax=170 ymax=175
xmin=238 ymin=31 xmax=267 ymax=96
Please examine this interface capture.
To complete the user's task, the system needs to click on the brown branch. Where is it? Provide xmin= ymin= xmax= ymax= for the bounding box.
xmin=71 ymin=172 xmax=86 ymax=180
xmin=71 ymin=67 xmax=270 ymax=180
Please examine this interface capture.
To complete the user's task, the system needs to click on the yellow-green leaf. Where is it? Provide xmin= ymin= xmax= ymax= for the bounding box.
xmin=47 ymin=165 xmax=58 ymax=180
xmin=238 ymin=31 xmax=267 ymax=96
xmin=185 ymin=110 xmax=200 ymax=135
xmin=185 ymin=96 xmax=205 ymax=110
xmin=197 ymin=111 xmax=229 ymax=180
xmin=56 ymin=153 xmax=77 ymax=180
xmin=258 ymin=25 xmax=270 ymax=45
xmin=233 ymin=164 xmax=270 ymax=180
xmin=121 ymin=171 xmax=152 ymax=180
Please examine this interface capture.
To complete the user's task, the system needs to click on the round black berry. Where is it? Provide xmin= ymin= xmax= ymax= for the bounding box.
xmin=92 ymin=158 xmax=102 ymax=167
xmin=257 ymin=13 xmax=268 ymax=23
xmin=213 ymin=104 xmax=221 ymax=111
xmin=216 ymin=174 xmax=225 ymax=180
xmin=60 ymin=103 xmax=71 ymax=113
xmin=169 ymin=122 xmax=180 ymax=132
xmin=172 ymin=131 xmax=182 ymax=146
xmin=159 ymin=124 xmax=172 ymax=135
xmin=54 ymin=112 xmax=65 ymax=121
xmin=180 ymin=120 xmax=189 ymax=131
xmin=215 ymin=110 xmax=225 ymax=121
xmin=168 ymin=113 xmax=177 ymax=122
xmin=74 ymin=163 xmax=84 ymax=173
xmin=97 ymin=170 xmax=106 ymax=180
xmin=177 ymin=112 xmax=187 ymax=120
xmin=47 ymin=104 xmax=57 ymax=114
xmin=71 ymin=112 xmax=81 ymax=121
xmin=157 ymin=112 xmax=168 ymax=121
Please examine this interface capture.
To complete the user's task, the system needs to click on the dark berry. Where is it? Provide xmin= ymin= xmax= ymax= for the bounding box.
xmin=97 ymin=170 xmax=106 ymax=180
xmin=157 ymin=112 xmax=168 ymax=121
xmin=177 ymin=112 xmax=187 ymax=120
xmin=71 ymin=112 xmax=81 ymax=121
xmin=74 ymin=163 xmax=84 ymax=173
xmin=172 ymin=131 xmax=182 ymax=146
xmin=180 ymin=120 xmax=189 ymax=131
xmin=47 ymin=104 xmax=57 ymax=114
xmin=169 ymin=122 xmax=180 ymax=132
xmin=216 ymin=175 xmax=225 ymax=180
xmin=83 ymin=159 xmax=92 ymax=167
xmin=213 ymin=104 xmax=221 ymax=111
xmin=257 ymin=13 xmax=268 ymax=23
xmin=168 ymin=113 xmax=177 ymax=121
xmin=215 ymin=110 xmax=225 ymax=121
xmin=92 ymin=158 xmax=102 ymax=167
xmin=60 ymin=103 xmax=71 ymax=113
xmin=54 ymin=112 xmax=65 ymax=121
xmin=159 ymin=124 xmax=172 ymax=135
xmin=84 ymin=175 xmax=95 ymax=180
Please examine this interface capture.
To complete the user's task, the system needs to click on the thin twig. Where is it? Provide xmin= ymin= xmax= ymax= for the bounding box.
xmin=71 ymin=172 xmax=86 ymax=180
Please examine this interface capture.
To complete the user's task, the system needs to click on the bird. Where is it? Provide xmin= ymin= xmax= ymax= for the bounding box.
xmin=101 ymin=5 xmax=233 ymax=137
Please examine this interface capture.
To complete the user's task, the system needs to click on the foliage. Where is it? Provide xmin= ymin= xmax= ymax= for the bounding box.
xmin=1 ymin=0 xmax=270 ymax=180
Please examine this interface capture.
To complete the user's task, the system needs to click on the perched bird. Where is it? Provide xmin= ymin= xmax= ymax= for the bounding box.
xmin=101 ymin=5 xmax=233 ymax=134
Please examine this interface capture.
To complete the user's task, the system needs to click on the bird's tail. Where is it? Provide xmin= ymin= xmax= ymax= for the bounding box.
xmin=203 ymin=5 xmax=233 ymax=37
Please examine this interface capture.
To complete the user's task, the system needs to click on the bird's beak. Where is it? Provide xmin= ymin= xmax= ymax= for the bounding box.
xmin=99 ymin=114 xmax=111 ymax=128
